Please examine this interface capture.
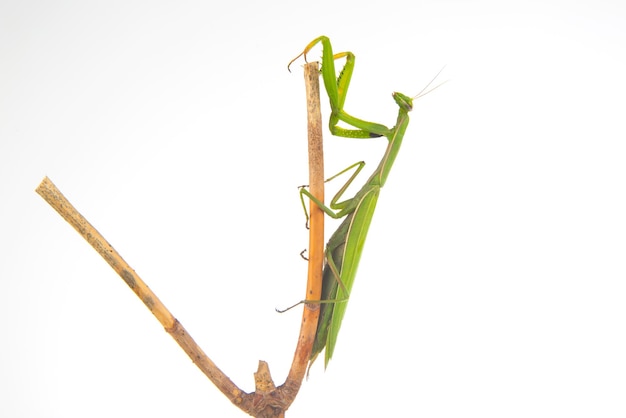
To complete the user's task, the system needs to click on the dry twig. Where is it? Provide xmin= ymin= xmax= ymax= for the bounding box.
xmin=36 ymin=61 xmax=324 ymax=417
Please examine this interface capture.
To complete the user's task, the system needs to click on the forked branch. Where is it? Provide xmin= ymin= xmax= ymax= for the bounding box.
xmin=35 ymin=61 xmax=324 ymax=417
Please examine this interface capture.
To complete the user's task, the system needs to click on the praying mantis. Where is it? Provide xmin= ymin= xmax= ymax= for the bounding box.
xmin=289 ymin=36 xmax=440 ymax=368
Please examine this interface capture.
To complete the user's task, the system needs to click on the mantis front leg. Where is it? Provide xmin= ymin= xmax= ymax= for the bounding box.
xmin=289 ymin=36 xmax=391 ymax=139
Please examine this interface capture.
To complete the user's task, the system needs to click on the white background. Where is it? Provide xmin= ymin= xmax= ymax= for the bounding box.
xmin=2 ymin=1 xmax=625 ymax=417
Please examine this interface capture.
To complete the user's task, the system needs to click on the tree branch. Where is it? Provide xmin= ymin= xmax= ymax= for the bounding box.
xmin=280 ymin=61 xmax=324 ymax=400
xmin=35 ymin=61 xmax=325 ymax=417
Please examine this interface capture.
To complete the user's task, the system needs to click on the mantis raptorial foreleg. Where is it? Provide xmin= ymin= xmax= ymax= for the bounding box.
xmin=289 ymin=36 xmax=390 ymax=139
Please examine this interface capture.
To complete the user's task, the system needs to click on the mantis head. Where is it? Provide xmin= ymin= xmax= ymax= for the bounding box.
xmin=392 ymin=92 xmax=414 ymax=112
xmin=392 ymin=67 xmax=446 ymax=113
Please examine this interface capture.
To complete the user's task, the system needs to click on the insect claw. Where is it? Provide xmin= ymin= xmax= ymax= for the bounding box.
xmin=287 ymin=51 xmax=307 ymax=73
xmin=275 ymin=300 xmax=303 ymax=314
xmin=300 ymin=249 xmax=309 ymax=261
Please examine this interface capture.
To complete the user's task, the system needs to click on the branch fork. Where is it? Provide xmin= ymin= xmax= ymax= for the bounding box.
xmin=36 ymin=62 xmax=324 ymax=417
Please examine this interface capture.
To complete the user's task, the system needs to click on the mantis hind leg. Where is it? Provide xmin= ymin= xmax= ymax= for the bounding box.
xmin=275 ymin=240 xmax=348 ymax=314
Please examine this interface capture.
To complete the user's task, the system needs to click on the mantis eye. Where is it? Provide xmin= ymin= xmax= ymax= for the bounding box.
xmin=392 ymin=92 xmax=413 ymax=111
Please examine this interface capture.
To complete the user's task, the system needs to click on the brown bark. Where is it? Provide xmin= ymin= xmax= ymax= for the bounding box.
xmin=35 ymin=61 xmax=324 ymax=417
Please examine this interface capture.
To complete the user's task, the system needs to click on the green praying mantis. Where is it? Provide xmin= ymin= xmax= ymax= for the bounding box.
xmin=288 ymin=36 xmax=442 ymax=368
